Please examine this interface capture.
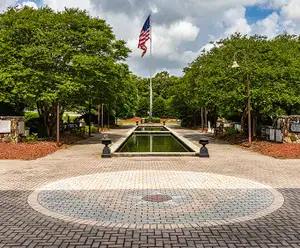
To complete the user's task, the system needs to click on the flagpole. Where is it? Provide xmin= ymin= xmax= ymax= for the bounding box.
xmin=149 ymin=13 xmax=153 ymax=122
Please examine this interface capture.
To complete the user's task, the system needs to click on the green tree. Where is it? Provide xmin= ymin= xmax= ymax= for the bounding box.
xmin=0 ymin=7 xmax=130 ymax=137
xmin=135 ymin=71 xmax=182 ymax=118
xmin=181 ymin=33 xmax=300 ymax=129
xmin=153 ymin=96 xmax=166 ymax=117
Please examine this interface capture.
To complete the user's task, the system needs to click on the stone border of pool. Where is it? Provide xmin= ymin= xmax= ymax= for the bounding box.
xmin=110 ymin=126 xmax=199 ymax=157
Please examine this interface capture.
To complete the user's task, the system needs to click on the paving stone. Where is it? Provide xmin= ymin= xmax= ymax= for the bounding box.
xmin=0 ymin=127 xmax=299 ymax=247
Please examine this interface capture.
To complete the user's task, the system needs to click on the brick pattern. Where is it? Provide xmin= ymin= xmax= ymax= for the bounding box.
xmin=0 ymin=189 xmax=300 ymax=248
xmin=29 ymin=170 xmax=283 ymax=228
xmin=0 ymin=127 xmax=299 ymax=247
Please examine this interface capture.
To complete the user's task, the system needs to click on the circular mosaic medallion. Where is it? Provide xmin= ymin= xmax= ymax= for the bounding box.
xmin=28 ymin=170 xmax=284 ymax=228
xmin=142 ymin=194 xmax=172 ymax=202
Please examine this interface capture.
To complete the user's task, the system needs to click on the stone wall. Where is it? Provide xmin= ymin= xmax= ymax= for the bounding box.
xmin=283 ymin=133 xmax=300 ymax=143
xmin=277 ymin=116 xmax=300 ymax=143
xmin=0 ymin=116 xmax=22 ymax=143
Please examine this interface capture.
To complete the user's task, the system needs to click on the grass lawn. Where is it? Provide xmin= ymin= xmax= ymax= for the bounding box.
xmin=119 ymin=121 xmax=137 ymax=125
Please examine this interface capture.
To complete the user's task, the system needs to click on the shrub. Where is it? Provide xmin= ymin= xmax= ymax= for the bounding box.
xmin=25 ymin=133 xmax=39 ymax=142
xmin=225 ymin=126 xmax=238 ymax=135
xmin=145 ymin=117 xmax=160 ymax=123
xmin=26 ymin=116 xmax=48 ymax=137
xmin=62 ymin=114 xmax=78 ymax=122
xmin=180 ymin=116 xmax=193 ymax=127
xmin=71 ymin=128 xmax=85 ymax=136
xmin=24 ymin=111 xmax=39 ymax=123
xmin=85 ymin=125 xmax=99 ymax=133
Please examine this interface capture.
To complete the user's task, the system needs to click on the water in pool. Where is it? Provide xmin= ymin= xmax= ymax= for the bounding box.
xmin=135 ymin=126 xmax=167 ymax=132
xmin=118 ymin=134 xmax=190 ymax=152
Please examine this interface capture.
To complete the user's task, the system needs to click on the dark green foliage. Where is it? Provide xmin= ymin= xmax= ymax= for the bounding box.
xmin=26 ymin=117 xmax=48 ymax=137
xmin=0 ymin=102 xmax=25 ymax=116
xmin=134 ymin=72 xmax=182 ymax=118
xmin=25 ymin=133 xmax=39 ymax=142
xmin=24 ymin=111 xmax=39 ymax=122
xmin=0 ymin=7 xmax=131 ymax=137
xmin=84 ymin=125 xmax=98 ymax=133
xmin=225 ymin=126 xmax=239 ymax=135
xmin=145 ymin=117 xmax=160 ymax=123
xmin=153 ymin=96 xmax=166 ymax=117
xmin=180 ymin=116 xmax=193 ymax=128
xmin=180 ymin=33 xmax=300 ymax=127
xmin=81 ymin=113 xmax=115 ymax=126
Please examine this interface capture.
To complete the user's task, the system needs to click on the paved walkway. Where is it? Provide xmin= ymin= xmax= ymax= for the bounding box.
xmin=0 ymin=126 xmax=299 ymax=248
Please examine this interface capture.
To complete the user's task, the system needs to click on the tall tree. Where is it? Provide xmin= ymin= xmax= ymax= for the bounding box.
xmin=181 ymin=33 xmax=300 ymax=128
xmin=0 ymin=7 xmax=130 ymax=137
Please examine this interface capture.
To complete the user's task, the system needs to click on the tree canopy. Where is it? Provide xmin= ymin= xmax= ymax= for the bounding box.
xmin=1 ymin=6 xmax=300 ymax=134
xmin=134 ymin=71 xmax=182 ymax=118
xmin=0 ymin=6 xmax=133 ymax=136
xmin=178 ymin=33 xmax=300 ymax=126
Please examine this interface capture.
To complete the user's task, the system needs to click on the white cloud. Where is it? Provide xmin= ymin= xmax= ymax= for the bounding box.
xmin=261 ymin=0 xmax=288 ymax=9
xmin=128 ymin=20 xmax=199 ymax=61
xmin=21 ymin=1 xmax=38 ymax=9
xmin=0 ymin=0 xmax=15 ymax=13
xmin=168 ymin=21 xmax=199 ymax=41
xmin=281 ymin=19 xmax=297 ymax=34
xmin=223 ymin=7 xmax=252 ymax=35
xmin=281 ymin=0 xmax=300 ymax=20
xmin=43 ymin=0 xmax=93 ymax=12
xmin=7 ymin=0 xmax=300 ymax=77
xmin=153 ymin=21 xmax=199 ymax=58
xmin=252 ymin=12 xmax=280 ymax=37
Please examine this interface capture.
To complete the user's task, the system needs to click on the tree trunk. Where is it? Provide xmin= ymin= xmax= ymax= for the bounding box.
xmin=51 ymin=103 xmax=59 ymax=139
xmin=253 ymin=116 xmax=257 ymax=137
xmin=115 ymin=109 xmax=118 ymax=125
xmin=37 ymin=102 xmax=59 ymax=138
xmin=204 ymin=107 xmax=207 ymax=129
xmin=98 ymin=104 xmax=101 ymax=132
xmin=241 ymin=110 xmax=247 ymax=134
xmin=107 ymin=105 xmax=110 ymax=128
xmin=201 ymin=107 xmax=204 ymax=130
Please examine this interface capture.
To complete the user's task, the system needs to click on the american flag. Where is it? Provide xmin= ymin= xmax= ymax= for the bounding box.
xmin=138 ymin=14 xmax=151 ymax=57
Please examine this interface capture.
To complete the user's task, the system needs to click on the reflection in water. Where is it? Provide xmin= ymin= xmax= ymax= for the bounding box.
xmin=150 ymin=134 xmax=153 ymax=152
xmin=119 ymin=134 xmax=189 ymax=152
xmin=135 ymin=126 xmax=167 ymax=132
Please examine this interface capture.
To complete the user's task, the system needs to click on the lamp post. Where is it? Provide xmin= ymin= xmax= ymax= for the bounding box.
xmin=231 ymin=51 xmax=252 ymax=146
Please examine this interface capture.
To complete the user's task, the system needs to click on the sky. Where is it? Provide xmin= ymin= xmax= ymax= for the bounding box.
xmin=1 ymin=0 xmax=300 ymax=77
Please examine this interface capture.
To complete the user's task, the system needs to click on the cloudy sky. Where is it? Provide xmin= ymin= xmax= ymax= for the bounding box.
xmin=1 ymin=0 xmax=300 ymax=77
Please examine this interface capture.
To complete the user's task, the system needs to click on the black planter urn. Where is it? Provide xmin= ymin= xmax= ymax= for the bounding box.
xmin=199 ymin=139 xmax=209 ymax=158
xmin=101 ymin=139 xmax=112 ymax=158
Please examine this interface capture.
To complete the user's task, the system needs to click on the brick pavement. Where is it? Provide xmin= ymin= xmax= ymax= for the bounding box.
xmin=0 ymin=126 xmax=299 ymax=247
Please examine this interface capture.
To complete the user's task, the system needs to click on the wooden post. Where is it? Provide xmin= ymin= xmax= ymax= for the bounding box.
xmin=101 ymin=103 xmax=104 ymax=131
xmin=201 ymin=107 xmax=204 ymax=131
xmin=107 ymin=105 xmax=109 ymax=129
xmin=56 ymin=102 xmax=60 ymax=146
xmin=253 ymin=115 xmax=256 ymax=137
xmin=88 ymin=99 xmax=91 ymax=136
xmin=98 ymin=104 xmax=101 ymax=132
xmin=204 ymin=107 xmax=208 ymax=131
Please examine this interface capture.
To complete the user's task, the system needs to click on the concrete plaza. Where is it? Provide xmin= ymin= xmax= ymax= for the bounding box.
xmin=0 ymin=126 xmax=299 ymax=248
